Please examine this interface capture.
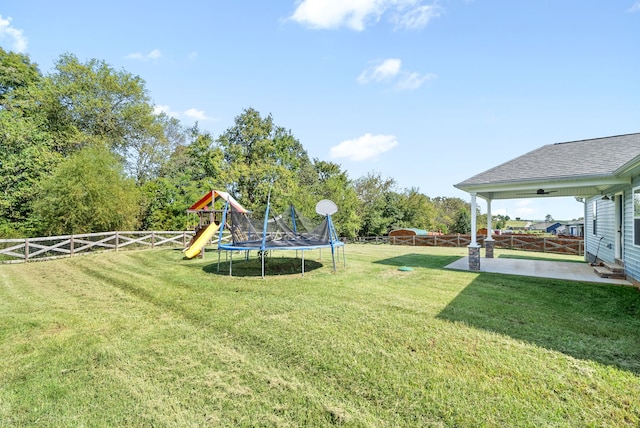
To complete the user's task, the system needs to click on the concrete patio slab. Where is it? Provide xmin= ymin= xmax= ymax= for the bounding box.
xmin=445 ymin=257 xmax=633 ymax=286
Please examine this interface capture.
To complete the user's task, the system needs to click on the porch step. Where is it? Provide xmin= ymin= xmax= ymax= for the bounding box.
xmin=602 ymin=261 xmax=625 ymax=274
xmin=594 ymin=264 xmax=626 ymax=280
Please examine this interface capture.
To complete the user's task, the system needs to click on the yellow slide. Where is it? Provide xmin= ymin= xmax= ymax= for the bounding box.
xmin=183 ymin=223 xmax=220 ymax=259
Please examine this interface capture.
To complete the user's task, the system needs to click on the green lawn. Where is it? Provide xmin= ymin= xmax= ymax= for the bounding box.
xmin=1 ymin=245 xmax=639 ymax=426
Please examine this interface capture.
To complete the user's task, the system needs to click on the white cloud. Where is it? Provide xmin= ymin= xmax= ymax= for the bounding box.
xmin=290 ymin=0 xmax=441 ymax=31
xmin=154 ymin=105 xmax=217 ymax=122
xmin=357 ymin=58 xmax=402 ymax=84
xmin=188 ymin=51 xmax=199 ymax=60
xmin=184 ymin=108 xmax=209 ymax=121
xmin=0 ymin=15 xmax=27 ymax=53
xmin=358 ymin=58 xmax=436 ymax=90
xmin=329 ymin=133 xmax=398 ymax=161
xmin=394 ymin=71 xmax=437 ymax=90
xmin=154 ymin=105 xmax=180 ymax=118
xmin=125 ymin=49 xmax=162 ymax=61
xmin=628 ymin=1 xmax=640 ymax=12
xmin=391 ymin=4 xmax=442 ymax=30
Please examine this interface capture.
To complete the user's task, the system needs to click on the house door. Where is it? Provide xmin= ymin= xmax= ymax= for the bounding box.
xmin=615 ymin=192 xmax=624 ymax=261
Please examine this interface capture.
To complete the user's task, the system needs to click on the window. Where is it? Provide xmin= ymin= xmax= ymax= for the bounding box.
xmin=592 ymin=200 xmax=597 ymax=236
xmin=634 ymin=188 xmax=640 ymax=245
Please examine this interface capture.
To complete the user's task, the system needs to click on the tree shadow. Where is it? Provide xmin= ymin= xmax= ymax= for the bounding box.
xmin=203 ymin=257 xmax=324 ymax=277
xmin=437 ymin=272 xmax=640 ymax=375
xmin=373 ymin=253 xmax=462 ymax=269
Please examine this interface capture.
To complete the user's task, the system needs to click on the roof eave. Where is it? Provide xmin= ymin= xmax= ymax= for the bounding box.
xmin=455 ymin=175 xmax=629 ymax=200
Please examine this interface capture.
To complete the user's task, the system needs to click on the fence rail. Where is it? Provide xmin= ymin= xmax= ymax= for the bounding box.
xmin=1 ymin=231 xmax=583 ymax=263
xmin=347 ymin=234 xmax=584 ymax=256
xmin=0 ymin=230 xmax=232 ymax=263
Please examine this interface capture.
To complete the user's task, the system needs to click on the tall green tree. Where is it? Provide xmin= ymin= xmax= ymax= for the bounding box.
xmin=305 ymin=160 xmax=359 ymax=237
xmin=0 ymin=48 xmax=61 ymax=236
xmin=140 ymin=128 xmax=227 ymax=231
xmin=44 ymin=53 xmax=161 ymax=165
xmin=395 ymin=188 xmax=436 ymax=231
xmin=33 ymin=145 xmax=139 ymax=235
xmin=353 ymin=172 xmax=397 ymax=236
xmin=451 ymin=209 xmax=471 ymax=234
xmin=216 ymin=108 xmax=312 ymax=213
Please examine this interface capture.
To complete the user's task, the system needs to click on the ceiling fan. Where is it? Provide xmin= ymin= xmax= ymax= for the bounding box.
xmin=517 ymin=188 xmax=558 ymax=196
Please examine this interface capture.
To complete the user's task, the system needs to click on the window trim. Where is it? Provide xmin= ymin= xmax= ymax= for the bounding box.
xmin=592 ymin=200 xmax=597 ymax=236
xmin=634 ymin=187 xmax=640 ymax=246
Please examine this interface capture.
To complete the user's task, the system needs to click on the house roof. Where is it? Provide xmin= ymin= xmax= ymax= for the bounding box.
xmin=455 ymin=133 xmax=640 ymax=200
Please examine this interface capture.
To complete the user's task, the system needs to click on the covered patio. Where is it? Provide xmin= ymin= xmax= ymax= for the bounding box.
xmin=454 ymin=135 xmax=637 ymax=275
xmin=445 ymin=256 xmax=631 ymax=286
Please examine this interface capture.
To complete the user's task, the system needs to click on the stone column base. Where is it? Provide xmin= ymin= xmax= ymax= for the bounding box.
xmin=485 ymin=239 xmax=495 ymax=259
xmin=468 ymin=245 xmax=481 ymax=271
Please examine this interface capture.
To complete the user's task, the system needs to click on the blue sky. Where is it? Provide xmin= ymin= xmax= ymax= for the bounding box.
xmin=1 ymin=1 xmax=639 ymax=221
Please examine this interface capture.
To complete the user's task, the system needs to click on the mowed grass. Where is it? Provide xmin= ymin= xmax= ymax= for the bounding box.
xmin=1 ymin=245 xmax=639 ymax=427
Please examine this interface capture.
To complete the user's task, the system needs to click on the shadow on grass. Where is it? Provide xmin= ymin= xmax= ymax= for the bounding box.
xmin=203 ymin=257 xmax=324 ymax=277
xmin=437 ymin=272 xmax=640 ymax=375
xmin=373 ymin=253 xmax=462 ymax=269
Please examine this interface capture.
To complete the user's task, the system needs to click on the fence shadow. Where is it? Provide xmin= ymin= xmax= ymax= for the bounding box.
xmin=437 ymin=272 xmax=640 ymax=375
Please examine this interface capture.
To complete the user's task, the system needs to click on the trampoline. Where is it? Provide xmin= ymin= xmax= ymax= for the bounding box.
xmin=216 ymin=198 xmax=345 ymax=277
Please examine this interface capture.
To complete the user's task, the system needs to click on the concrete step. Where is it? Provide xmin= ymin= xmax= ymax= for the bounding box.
xmin=602 ymin=261 xmax=625 ymax=274
xmin=594 ymin=265 xmax=626 ymax=279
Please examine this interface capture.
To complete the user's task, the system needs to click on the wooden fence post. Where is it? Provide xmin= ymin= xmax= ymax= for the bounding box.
xmin=152 ymin=231 xmax=156 ymax=248
xmin=70 ymin=235 xmax=74 ymax=257
xmin=24 ymin=238 xmax=29 ymax=261
xmin=115 ymin=232 xmax=119 ymax=251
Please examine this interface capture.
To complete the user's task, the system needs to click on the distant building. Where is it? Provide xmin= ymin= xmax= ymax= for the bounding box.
xmin=529 ymin=222 xmax=562 ymax=234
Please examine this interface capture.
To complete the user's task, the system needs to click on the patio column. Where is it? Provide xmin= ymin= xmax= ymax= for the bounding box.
xmin=485 ymin=198 xmax=494 ymax=258
xmin=468 ymin=192 xmax=480 ymax=271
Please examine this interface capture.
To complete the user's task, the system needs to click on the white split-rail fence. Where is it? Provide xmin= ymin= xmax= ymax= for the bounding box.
xmin=0 ymin=230 xmax=231 ymax=264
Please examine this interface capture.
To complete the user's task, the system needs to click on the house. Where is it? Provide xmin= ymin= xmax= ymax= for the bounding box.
xmin=454 ymin=133 xmax=640 ymax=284
xmin=529 ymin=222 xmax=562 ymax=234
xmin=564 ymin=221 xmax=584 ymax=237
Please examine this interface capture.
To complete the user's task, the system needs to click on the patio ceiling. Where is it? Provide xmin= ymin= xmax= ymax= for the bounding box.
xmin=456 ymin=175 xmax=629 ymax=201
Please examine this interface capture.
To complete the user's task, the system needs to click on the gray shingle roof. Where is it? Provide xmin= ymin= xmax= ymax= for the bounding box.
xmin=456 ymin=133 xmax=640 ymax=187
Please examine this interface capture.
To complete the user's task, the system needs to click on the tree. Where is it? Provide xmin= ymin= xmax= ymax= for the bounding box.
xmin=33 ymin=145 xmax=139 ymax=235
xmin=44 ymin=53 xmax=160 ymax=163
xmin=451 ymin=209 xmax=471 ymax=234
xmin=353 ymin=172 xmax=397 ymax=236
xmin=545 ymin=213 xmax=554 ymax=222
xmin=216 ymin=108 xmax=313 ymax=213
xmin=0 ymin=48 xmax=61 ymax=236
xmin=432 ymin=196 xmax=469 ymax=233
xmin=0 ymin=47 xmax=41 ymax=108
xmin=395 ymin=187 xmax=436 ymax=231
xmin=139 ymin=128 xmax=227 ymax=231
xmin=305 ymin=159 xmax=360 ymax=237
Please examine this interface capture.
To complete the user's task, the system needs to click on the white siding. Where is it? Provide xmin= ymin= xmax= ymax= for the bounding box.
xmin=585 ymin=196 xmax=616 ymax=264
xmin=624 ymin=179 xmax=640 ymax=282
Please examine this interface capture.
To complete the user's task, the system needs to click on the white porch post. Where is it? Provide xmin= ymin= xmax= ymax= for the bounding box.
xmin=486 ymin=199 xmax=493 ymax=238
xmin=468 ymin=192 xmax=480 ymax=271
xmin=485 ymin=198 xmax=495 ymax=258
xmin=470 ymin=193 xmax=477 ymax=246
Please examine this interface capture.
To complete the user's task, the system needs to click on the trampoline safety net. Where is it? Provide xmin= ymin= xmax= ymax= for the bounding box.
xmin=225 ymin=206 xmax=336 ymax=250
